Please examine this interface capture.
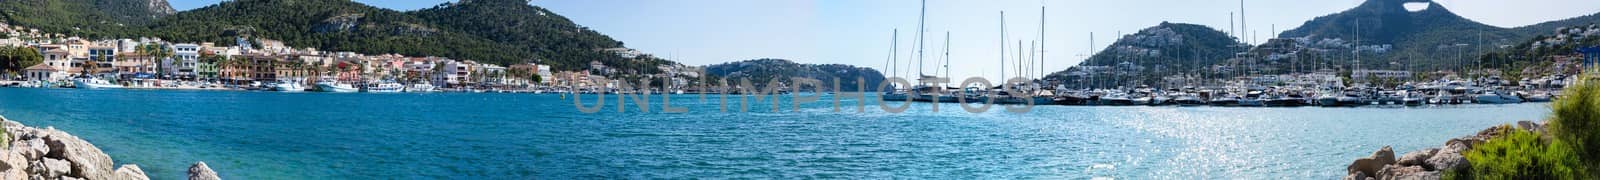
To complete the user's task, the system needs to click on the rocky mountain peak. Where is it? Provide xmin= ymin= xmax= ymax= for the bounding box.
xmin=147 ymin=0 xmax=175 ymax=15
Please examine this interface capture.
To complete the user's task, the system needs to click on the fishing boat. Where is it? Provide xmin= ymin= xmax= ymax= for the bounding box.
xmin=71 ymin=78 xmax=123 ymax=89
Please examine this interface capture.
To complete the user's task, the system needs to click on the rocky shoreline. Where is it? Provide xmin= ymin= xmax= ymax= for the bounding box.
xmin=1342 ymin=120 xmax=1547 ymax=180
xmin=0 ymin=115 xmax=221 ymax=180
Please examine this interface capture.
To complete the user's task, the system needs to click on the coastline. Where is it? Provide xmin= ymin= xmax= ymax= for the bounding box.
xmin=0 ymin=115 xmax=218 ymax=180
xmin=1342 ymin=120 xmax=1548 ymax=179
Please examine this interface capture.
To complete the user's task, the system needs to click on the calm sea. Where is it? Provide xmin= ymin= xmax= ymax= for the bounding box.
xmin=0 ymin=88 xmax=1551 ymax=179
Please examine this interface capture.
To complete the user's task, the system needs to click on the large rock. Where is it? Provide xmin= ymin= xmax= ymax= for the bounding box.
xmin=41 ymin=127 xmax=115 ymax=180
xmin=1347 ymin=146 xmax=1396 ymax=176
xmin=1427 ymin=139 xmax=1471 ymax=172
xmin=1377 ymin=165 xmax=1437 ymax=180
xmin=188 ymin=161 xmax=219 ymax=180
xmin=1341 ymin=171 xmax=1367 ymax=180
xmin=113 ymin=165 xmax=148 ymax=180
xmin=0 ymin=150 xmax=24 ymax=179
xmin=0 ymin=117 xmax=152 ymax=180
xmin=1395 ymin=148 xmax=1438 ymax=169
xmin=43 ymin=158 xmax=70 ymax=178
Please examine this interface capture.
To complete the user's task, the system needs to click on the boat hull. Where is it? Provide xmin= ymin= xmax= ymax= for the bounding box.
xmin=315 ymin=83 xmax=359 ymax=93
xmin=72 ymin=79 xmax=123 ymax=89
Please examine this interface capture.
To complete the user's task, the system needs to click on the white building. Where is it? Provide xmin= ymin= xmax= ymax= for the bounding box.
xmin=167 ymin=43 xmax=201 ymax=78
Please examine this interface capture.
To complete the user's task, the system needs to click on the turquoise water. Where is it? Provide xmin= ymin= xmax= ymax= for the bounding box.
xmin=0 ymin=88 xmax=1551 ymax=179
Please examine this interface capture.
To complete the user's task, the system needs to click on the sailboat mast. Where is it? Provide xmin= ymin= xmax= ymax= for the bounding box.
xmin=944 ymin=31 xmax=951 ymax=83
xmin=1000 ymin=11 xmax=1007 ymax=85
xmin=1039 ymin=5 xmax=1046 ymax=87
xmin=916 ymin=0 xmax=927 ymax=78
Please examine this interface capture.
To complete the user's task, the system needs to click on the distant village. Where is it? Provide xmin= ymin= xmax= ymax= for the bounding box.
xmin=0 ymin=23 xmax=706 ymax=93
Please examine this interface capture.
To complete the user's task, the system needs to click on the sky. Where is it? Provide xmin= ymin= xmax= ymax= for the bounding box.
xmin=169 ymin=0 xmax=1600 ymax=80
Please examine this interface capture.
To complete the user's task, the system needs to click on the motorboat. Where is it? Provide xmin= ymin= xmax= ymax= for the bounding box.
xmin=1474 ymin=91 xmax=1523 ymax=104
xmin=72 ymin=78 xmax=123 ymax=89
xmin=271 ymin=80 xmax=306 ymax=92
xmin=315 ymin=81 xmax=359 ymax=93
xmin=1174 ymin=93 xmax=1207 ymax=106
xmin=405 ymin=83 xmax=437 ymax=92
xmin=364 ymin=82 xmax=405 ymax=93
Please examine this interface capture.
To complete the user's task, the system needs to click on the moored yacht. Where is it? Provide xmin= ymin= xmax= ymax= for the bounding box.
xmin=71 ymin=78 xmax=124 ymax=89
xmin=364 ymin=82 xmax=405 ymax=93
xmin=315 ymin=80 xmax=359 ymax=93
xmin=405 ymin=83 xmax=436 ymax=93
xmin=270 ymin=80 xmax=306 ymax=92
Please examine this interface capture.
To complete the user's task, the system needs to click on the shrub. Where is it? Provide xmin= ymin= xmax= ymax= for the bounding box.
xmin=1550 ymin=71 xmax=1600 ymax=163
xmin=1448 ymin=126 xmax=1585 ymax=179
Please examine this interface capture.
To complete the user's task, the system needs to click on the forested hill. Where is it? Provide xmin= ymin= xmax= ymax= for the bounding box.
xmin=1044 ymin=22 xmax=1245 ymax=86
xmin=703 ymin=59 xmax=886 ymax=91
xmin=0 ymin=0 xmax=175 ymax=37
xmin=0 ymin=0 xmax=676 ymax=74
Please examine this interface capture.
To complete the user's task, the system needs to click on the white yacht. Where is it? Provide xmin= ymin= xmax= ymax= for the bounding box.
xmin=364 ymin=82 xmax=404 ymax=93
xmin=405 ymin=83 xmax=436 ymax=93
xmin=1474 ymin=91 xmax=1523 ymax=104
xmin=271 ymin=80 xmax=306 ymax=92
xmin=315 ymin=81 xmax=359 ymax=93
xmin=72 ymin=78 xmax=123 ymax=89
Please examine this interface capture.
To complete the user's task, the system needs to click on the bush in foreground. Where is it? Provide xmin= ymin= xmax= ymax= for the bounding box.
xmin=1448 ymin=126 xmax=1585 ymax=179
xmin=1551 ymin=71 xmax=1600 ymax=165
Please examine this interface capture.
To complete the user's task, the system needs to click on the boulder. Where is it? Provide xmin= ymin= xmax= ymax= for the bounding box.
xmin=0 ymin=150 xmax=27 ymax=179
xmin=42 ymin=158 xmax=69 ymax=178
xmin=1428 ymin=138 xmax=1473 ymax=172
xmin=188 ymin=161 xmax=220 ymax=180
xmin=1347 ymin=146 xmax=1396 ymax=176
xmin=1342 ymin=171 xmax=1367 ymax=180
xmin=17 ymin=139 xmax=48 ymax=160
xmin=113 ymin=165 xmax=149 ymax=180
xmin=1395 ymin=148 xmax=1438 ymax=169
xmin=1377 ymin=165 xmax=1435 ymax=180
xmin=1517 ymin=120 xmax=1544 ymax=133
xmin=41 ymin=127 xmax=115 ymax=180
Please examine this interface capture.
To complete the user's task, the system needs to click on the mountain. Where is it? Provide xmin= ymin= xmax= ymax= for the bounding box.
xmin=703 ymin=59 xmax=886 ymax=91
xmin=0 ymin=0 xmax=175 ymax=37
xmin=1045 ymin=22 xmax=1245 ymax=88
xmin=144 ymin=0 xmax=532 ymax=66
xmin=1276 ymin=0 xmax=1600 ymax=71
xmin=410 ymin=0 xmax=671 ymax=73
xmin=0 ymin=0 xmax=674 ymax=76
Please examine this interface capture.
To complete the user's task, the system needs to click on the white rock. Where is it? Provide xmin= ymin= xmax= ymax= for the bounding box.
xmin=42 ymin=158 xmax=69 ymax=178
xmin=113 ymin=165 xmax=149 ymax=180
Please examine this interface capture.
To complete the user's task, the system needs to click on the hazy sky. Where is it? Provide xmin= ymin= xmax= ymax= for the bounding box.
xmin=171 ymin=0 xmax=1600 ymax=80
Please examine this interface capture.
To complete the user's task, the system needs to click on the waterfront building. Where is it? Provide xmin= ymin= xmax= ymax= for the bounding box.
xmin=438 ymin=60 xmax=476 ymax=87
xmin=22 ymin=64 xmax=62 ymax=81
xmin=40 ymin=48 xmax=72 ymax=75
xmin=248 ymin=55 xmax=278 ymax=82
xmin=114 ymin=54 xmax=158 ymax=79
xmin=170 ymin=43 xmax=200 ymax=79
xmin=477 ymin=63 xmax=506 ymax=84
xmin=87 ymin=45 xmax=117 ymax=78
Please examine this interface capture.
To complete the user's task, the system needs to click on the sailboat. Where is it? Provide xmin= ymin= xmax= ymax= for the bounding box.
xmin=880 ymin=29 xmax=910 ymax=102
